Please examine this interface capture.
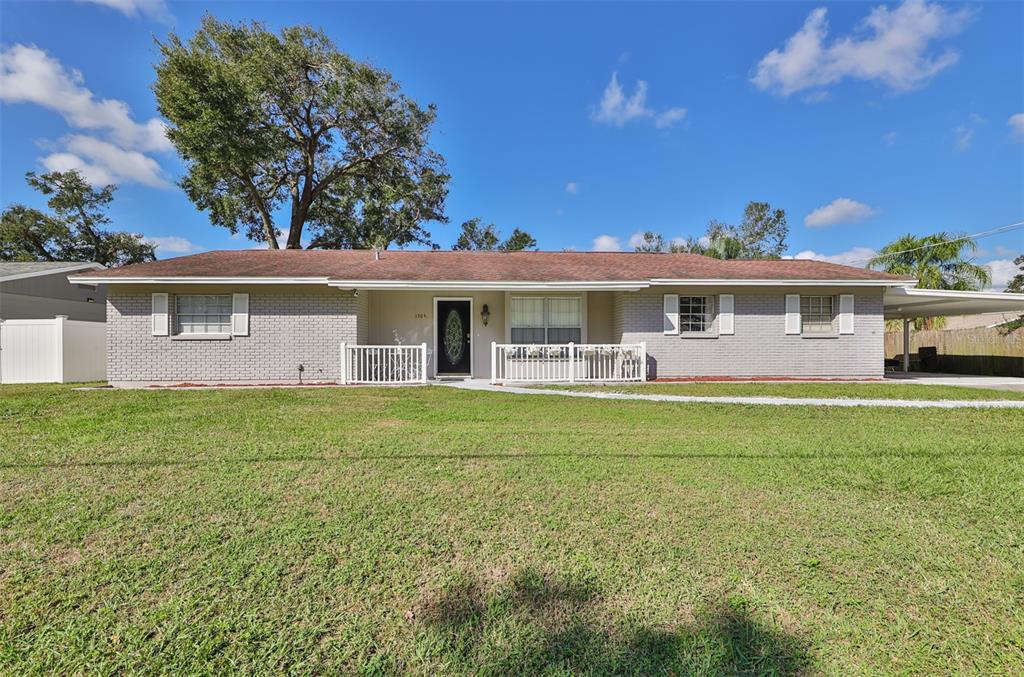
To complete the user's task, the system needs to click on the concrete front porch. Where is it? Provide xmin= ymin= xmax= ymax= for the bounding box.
xmin=362 ymin=290 xmax=616 ymax=380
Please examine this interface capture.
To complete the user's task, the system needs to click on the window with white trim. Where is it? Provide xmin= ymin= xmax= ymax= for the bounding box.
xmin=800 ymin=295 xmax=835 ymax=333
xmin=678 ymin=295 xmax=714 ymax=333
xmin=175 ymin=294 xmax=232 ymax=334
xmin=510 ymin=296 xmax=582 ymax=344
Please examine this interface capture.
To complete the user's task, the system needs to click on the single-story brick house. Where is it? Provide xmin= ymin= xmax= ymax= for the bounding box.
xmin=67 ymin=249 xmax=1023 ymax=386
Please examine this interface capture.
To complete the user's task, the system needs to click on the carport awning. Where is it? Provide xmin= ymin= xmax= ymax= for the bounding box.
xmin=884 ymin=287 xmax=1024 ymax=319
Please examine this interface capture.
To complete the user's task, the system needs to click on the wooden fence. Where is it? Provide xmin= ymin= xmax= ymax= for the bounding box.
xmin=885 ymin=326 xmax=1024 ymax=377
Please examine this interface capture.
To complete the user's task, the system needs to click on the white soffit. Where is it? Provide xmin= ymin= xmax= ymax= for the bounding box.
xmin=884 ymin=287 xmax=1024 ymax=319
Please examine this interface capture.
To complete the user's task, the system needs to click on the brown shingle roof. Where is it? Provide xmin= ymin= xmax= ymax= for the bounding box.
xmin=72 ymin=249 xmax=911 ymax=283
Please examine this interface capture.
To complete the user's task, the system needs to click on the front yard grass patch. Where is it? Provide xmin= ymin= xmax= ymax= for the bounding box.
xmin=1 ymin=384 xmax=1023 ymax=674
xmin=541 ymin=381 xmax=1024 ymax=401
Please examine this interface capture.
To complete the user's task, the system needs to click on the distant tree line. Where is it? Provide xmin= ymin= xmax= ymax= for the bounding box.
xmin=1 ymin=170 xmax=154 ymax=265
xmin=632 ymin=201 xmax=789 ymax=260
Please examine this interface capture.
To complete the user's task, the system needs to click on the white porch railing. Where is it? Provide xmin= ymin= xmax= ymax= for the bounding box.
xmin=490 ymin=342 xmax=646 ymax=384
xmin=341 ymin=343 xmax=428 ymax=384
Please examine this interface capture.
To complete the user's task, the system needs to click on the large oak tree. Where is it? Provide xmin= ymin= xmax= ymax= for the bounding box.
xmin=154 ymin=16 xmax=449 ymax=249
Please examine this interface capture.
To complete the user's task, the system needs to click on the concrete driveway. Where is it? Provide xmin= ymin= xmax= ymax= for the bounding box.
xmin=885 ymin=372 xmax=1024 ymax=393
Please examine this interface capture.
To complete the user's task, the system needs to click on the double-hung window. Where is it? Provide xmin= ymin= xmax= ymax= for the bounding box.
xmin=678 ymin=295 xmax=714 ymax=333
xmin=800 ymin=295 xmax=835 ymax=333
xmin=175 ymin=294 xmax=232 ymax=335
xmin=510 ymin=297 xmax=582 ymax=344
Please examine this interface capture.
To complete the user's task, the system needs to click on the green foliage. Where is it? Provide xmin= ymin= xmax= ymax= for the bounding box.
xmin=868 ymin=233 xmax=990 ymax=290
xmin=0 ymin=171 xmax=155 ymax=265
xmin=671 ymin=233 xmax=747 ymax=259
xmin=452 ymin=218 xmax=537 ymax=251
xmin=637 ymin=202 xmax=788 ymax=259
xmin=1005 ymin=254 xmax=1023 ymax=294
xmin=632 ymin=231 xmax=666 ymax=252
xmin=154 ymin=15 xmax=448 ymax=249
xmin=306 ymin=166 xmax=447 ymax=250
xmin=1003 ymin=254 xmax=1024 ymax=329
xmin=1 ymin=385 xmax=1022 ymax=673
xmin=868 ymin=232 xmax=991 ymax=330
xmin=501 ymin=228 xmax=538 ymax=252
xmin=707 ymin=201 xmax=788 ymax=259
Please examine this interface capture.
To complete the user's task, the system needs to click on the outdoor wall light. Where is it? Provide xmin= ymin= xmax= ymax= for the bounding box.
xmin=481 ymin=304 xmax=490 ymax=326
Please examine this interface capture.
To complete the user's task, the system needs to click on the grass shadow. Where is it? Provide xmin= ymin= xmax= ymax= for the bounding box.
xmin=405 ymin=566 xmax=810 ymax=675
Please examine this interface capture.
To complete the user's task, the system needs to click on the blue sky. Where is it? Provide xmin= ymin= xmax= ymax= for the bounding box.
xmin=1 ymin=0 xmax=1022 ymax=286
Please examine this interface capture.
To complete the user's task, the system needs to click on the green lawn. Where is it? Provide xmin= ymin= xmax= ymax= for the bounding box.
xmin=2 ymin=385 xmax=1023 ymax=674
xmin=541 ymin=381 xmax=1024 ymax=401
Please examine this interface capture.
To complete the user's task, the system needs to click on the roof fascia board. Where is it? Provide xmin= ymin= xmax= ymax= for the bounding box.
xmin=649 ymin=278 xmax=915 ymax=287
xmin=2 ymin=263 xmax=104 ymax=283
xmin=66 ymin=276 xmax=332 ymax=285
xmin=891 ymin=287 xmax=1023 ymax=301
xmin=326 ymin=280 xmax=648 ymax=291
xmin=65 ymin=276 xmax=917 ymax=289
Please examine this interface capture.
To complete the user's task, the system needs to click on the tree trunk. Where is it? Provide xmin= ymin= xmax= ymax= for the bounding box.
xmin=285 ymin=175 xmax=313 ymax=249
xmin=286 ymin=208 xmax=305 ymax=249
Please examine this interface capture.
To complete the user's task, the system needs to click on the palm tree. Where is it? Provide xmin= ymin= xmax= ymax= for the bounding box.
xmin=868 ymin=232 xmax=991 ymax=329
xmin=670 ymin=233 xmax=746 ymax=259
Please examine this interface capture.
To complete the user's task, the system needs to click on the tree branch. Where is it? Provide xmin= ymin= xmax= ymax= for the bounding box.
xmin=235 ymin=171 xmax=279 ymax=249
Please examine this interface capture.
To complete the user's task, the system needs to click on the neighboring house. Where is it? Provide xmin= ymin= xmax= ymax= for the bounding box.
xmin=1 ymin=262 xmax=107 ymax=384
xmin=68 ymin=250 xmax=1024 ymax=387
xmin=939 ymin=312 xmax=1021 ymax=330
xmin=0 ymin=262 xmax=106 ymax=321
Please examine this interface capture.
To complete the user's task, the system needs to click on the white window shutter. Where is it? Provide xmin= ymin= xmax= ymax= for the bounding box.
xmin=719 ymin=294 xmax=734 ymax=335
xmin=785 ymin=294 xmax=801 ymax=335
xmin=151 ymin=293 xmax=168 ymax=336
xmin=663 ymin=294 xmax=679 ymax=335
xmin=232 ymin=293 xmax=249 ymax=336
xmin=839 ymin=294 xmax=854 ymax=334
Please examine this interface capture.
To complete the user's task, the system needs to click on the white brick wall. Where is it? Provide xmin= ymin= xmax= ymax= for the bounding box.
xmin=105 ymin=284 xmax=886 ymax=384
xmin=616 ymin=287 xmax=885 ymax=379
xmin=106 ymin=287 xmax=361 ymax=385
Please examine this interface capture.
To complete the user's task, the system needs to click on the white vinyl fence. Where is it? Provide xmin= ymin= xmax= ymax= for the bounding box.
xmin=0 ymin=316 xmax=106 ymax=384
xmin=491 ymin=342 xmax=646 ymax=384
xmin=340 ymin=343 xmax=428 ymax=384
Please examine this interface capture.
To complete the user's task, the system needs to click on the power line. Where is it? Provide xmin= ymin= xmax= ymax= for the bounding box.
xmin=842 ymin=220 xmax=1024 ymax=266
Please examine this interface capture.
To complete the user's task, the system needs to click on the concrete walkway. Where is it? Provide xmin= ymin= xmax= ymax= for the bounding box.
xmin=442 ymin=379 xmax=1024 ymax=409
xmin=883 ymin=372 xmax=1024 ymax=393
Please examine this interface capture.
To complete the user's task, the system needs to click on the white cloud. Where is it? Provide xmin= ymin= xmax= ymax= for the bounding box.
xmin=1 ymin=44 xmax=172 ymax=188
xmin=1 ymin=44 xmax=171 ymax=152
xmin=984 ymin=259 xmax=1018 ymax=290
xmin=565 ymin=181 xmax=579 ymax=195
xmin=147 ymin=236 xmax=202 ymax=255
xmin=953 ymin=112 xmax=987 ymax=151
xmin=42 ymin=135 xmax=168 ymax=188
xmin=883 ymin=131 xmax=898 ymax=146
xmin=1008 ymin=113 xmax=1024 ymax=142
xmin=953 ymin=125 xmax=974 ymax=151
xmin=74 ymin=0 xmax=171 ymax=21
xmin=803 ymin=90 xmax=831 ymax=104
xmin=592 ymin=72 xmax=686 ymax=128
xmin=654 ymin=107 xmax=687 ymax=129
xmin=752 ymin=0 xmax=972 ymax=97
xmin=789 ymin=246 xmax=878 ymax=268
xmin=593 ymin=73 xmax=651 ymax=125
xmin=40 ymin=151 xmax=117 ymax=186
xmin=592 ymin=235 xmax=622 ymax=252
xmin=804 ymin=198 xmax=878 ymax=227
xmin=627 ymin=232 xmax=649 ymax=249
